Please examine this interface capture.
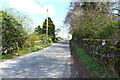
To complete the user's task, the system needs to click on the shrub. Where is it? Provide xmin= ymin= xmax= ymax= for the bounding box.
xmin=23 ymin=33 xmax=39 ymax=48
xmin=1 ymin=10 xmax=27 ymax=54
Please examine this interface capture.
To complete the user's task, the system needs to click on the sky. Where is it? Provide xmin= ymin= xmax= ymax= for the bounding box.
xmin=0 ymin=0 xmax=71 ymax=39
xmin=0 ymin=0 xmax=119 ymax=39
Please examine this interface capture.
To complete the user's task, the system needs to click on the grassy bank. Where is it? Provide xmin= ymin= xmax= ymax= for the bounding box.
xmin=71 ymin=41 xmax=118 ymax=78
xmin=0 ymin=42 xmax=53 ymax=60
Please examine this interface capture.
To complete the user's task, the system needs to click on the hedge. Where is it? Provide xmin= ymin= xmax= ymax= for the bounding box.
xmin=72 ymin=39 xmax=120 ymax=76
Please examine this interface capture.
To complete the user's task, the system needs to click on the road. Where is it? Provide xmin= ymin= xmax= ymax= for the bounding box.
xmin=0 ymin=40 xmax=73 ymax=78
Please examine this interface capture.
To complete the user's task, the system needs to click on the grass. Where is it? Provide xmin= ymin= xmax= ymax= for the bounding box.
xmin=71 ymin=41 xmax=118 ymax=78
xmin=0 ymin=42 xmax=53 ymax=60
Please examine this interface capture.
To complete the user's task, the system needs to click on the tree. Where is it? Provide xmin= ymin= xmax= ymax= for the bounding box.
xmin=55 ymin=28 xmax=61 ymax=37
xmin=0 ymin=12 xmax=2 ymax=50
xmin=1 ymin=10 xmax=27 ymax=54
xmin=64 ymin=1 xmax=118 ymax=39
xmin=42 ymin=17 xmax=55 ymax=41
xmin=34 ymin=25 xmax=44 ymax=35
xmin=3 ymin=8 xmax=32 ymax=33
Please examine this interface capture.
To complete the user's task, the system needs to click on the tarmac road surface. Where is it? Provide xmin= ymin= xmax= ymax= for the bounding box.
xmin=0 ymin=40 xmax=73 ymax=78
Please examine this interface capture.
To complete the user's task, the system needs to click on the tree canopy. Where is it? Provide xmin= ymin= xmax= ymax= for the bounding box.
xmin=34 ymin=25 xmax=44 ymax=35
xmin=42 ymin=17 xmax=55 ymax=41
xmin=65 ymin=1 xmax=119 ymax=39
xmin=1 ymin=10 xmax=27 ymax=54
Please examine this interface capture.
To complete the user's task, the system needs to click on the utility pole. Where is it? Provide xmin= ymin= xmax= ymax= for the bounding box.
xmin=118 ymin=2 xmax=120 ymax=16
xmin=46 ymin=8 xmax=48 ymax=40
xmin=118 ymin=2 xmax=120 ymax=28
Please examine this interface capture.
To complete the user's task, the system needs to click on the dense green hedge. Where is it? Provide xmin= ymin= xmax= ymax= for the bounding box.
xmin=73 ymin=39 xmax=120 ymax=76
xmin=1 ymin=10 xmax=27 ymax=54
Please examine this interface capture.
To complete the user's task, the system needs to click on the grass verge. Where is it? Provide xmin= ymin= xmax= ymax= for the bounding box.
xmin=0 ymin=42 xmax=53 ymax=60
xmin=71 ymin=41 xmax=118 ymax=78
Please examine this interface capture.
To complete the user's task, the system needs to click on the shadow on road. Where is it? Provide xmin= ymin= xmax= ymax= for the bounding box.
xmin=1 ymin=54 xmax=68 ymax=78
xmin=1 ymin=40 xmax=71 ymax=78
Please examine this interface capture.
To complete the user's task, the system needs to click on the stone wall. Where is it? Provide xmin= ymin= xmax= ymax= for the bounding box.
xmin=72 ymin=39 xmax=120 ymax=76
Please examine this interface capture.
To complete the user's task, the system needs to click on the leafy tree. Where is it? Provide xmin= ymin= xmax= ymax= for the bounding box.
xmin=64 ymin=1 xmax=119 ymax=39
xmin=34 ymin=25 xmax=44 ymax=35
xmin=0 ymin=12 xmax=2 ymax=48
xmin=42 ymin=17 xmax=55 ymax=41
xmin=55 ymin=28 xmax=61 ymax=37
xmin=3 ymin=8 xmax=33 ymax=33
xmin=1 ymin=10 xmax=27 ymax=54
xmin=39 ymin=34 xmax=52 ymax=43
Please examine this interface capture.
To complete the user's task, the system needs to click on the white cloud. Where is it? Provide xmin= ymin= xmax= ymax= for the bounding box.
xmin=7 ymin=0 xmax=55 ymax=16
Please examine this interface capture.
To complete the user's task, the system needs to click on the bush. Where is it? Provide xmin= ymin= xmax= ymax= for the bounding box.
xmin=72 ymin=15 xmax=119 ymax=40
xmin=23 ymin=33 xmax=39 ymax=48
xmin=73 ymin=39 xmax=120 ymax=76
xmin=56 ymin=37 xmax=63 ymax=41
xmin=71 ymin=40 xmax=119 ymax=78
xmin=92 ymin=21 xmax=119 ymax=39
xmin=1 ymin=10 xmax=27 ymax=54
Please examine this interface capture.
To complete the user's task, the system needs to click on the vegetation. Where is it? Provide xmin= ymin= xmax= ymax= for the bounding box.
xmin=65 ymin=1 xmax=120 ymax=78
xmin=1 ymin=9 xmax=57 ymax=59
xmin=34 ymin=17 xmax=56 ymax=42
xmin=55 ymin=28 xmax=61 ymax=37
xmin=65 ymin=2 xmax=119 ymax=39
xmin=71 ymin=40 xmax=119 ymax=78
xmin=34 ymin=25 xmax=44 ymax=35
xmin=0 ymin=42 xmax=53 ymax=59
xmin=1 ymin=10 xmax=27 ymax=54
xmin=56 ymin=37 xmax=63 ymax=41
xmin=42 ymin=17 xmax=55 ymax=41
